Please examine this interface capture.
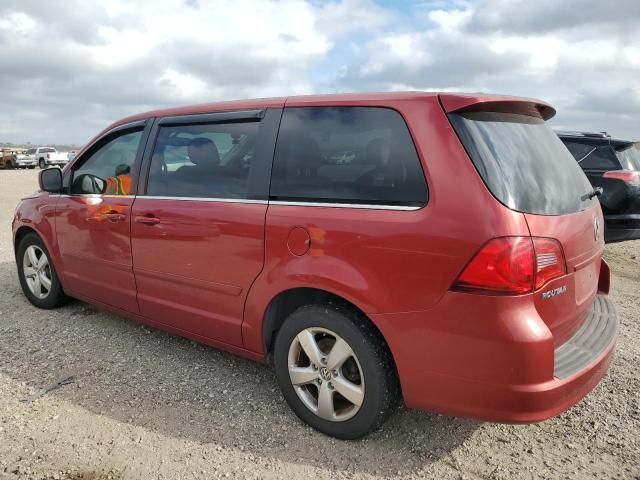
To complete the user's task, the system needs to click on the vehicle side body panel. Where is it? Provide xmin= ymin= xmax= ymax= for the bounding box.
xmin=131 ymin=197 xmax=267 ymax=346
xmin=242 ymin=95 xmax=532 ymax=353
xmin=55 ymin=194 xmax=139 ymax=313
xmin=13 ymin=192 xmax=62 ymax=272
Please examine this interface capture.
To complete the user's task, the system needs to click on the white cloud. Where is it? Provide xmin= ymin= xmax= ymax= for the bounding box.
xmin=0 ymin=0 xmax=638 ymax=144
xmin=0 ymin=0 xmax=389 ymax=144
xmin=427 ymin=7 xmax=471 ymax=31
xmin=335 ymin=0 xmax=640 ymax=139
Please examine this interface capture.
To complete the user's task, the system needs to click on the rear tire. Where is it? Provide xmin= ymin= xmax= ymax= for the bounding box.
xmin=16 ymin=233 xmax=69 ymax=309
xmin=39 ymin=158 xmax=45 ymax=169
xmin=274 ymin=304 xmax=400 ymax=439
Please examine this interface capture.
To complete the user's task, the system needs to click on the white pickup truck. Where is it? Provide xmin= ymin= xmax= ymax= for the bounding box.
xmin=27 ymin=147 xmax=70 ymax=169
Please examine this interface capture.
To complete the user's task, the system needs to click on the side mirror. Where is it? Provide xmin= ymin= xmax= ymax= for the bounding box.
xmin=39 ymin=168 xmax=63 ymax=193
xmin=72 ymin=173 xmax=106 ymax=194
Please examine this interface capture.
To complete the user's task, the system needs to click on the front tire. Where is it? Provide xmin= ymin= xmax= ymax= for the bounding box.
xmin=17 ymin=233 xmax=69 ymax=309
xmin=274 ymin=304 xmax=400 ymax=439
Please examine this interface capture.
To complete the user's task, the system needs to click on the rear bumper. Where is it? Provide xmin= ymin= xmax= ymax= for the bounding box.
xmin=373 ymin=294 xmax=618 ymax=423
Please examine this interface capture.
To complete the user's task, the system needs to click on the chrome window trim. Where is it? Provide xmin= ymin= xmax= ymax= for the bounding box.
xmin=135 ymin=196 xmax=420 ymax=210
xmin=139 ymin=196 xmax=268 ymax=205
xmin=269 ymin=200 xmax=421 ymax=211
xmin=59 ymin=194 xmax=136 ymax=199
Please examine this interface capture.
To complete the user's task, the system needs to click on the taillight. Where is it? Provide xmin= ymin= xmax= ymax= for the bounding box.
xmin=452 ymin=237 xmax=535 ymax=295
xmin=603 ymin=169 xmax=640 ymax=186
xmin=452 ymin=236 xmax=566 ymax=295
xmin=532 ymin=237 xmax=566 ymax=289
xmin=46 ymin=153 xmax=50 ymax=159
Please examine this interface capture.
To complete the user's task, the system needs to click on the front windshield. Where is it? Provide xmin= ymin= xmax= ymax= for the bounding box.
xmin=616 ymin=143 xmax=640 ymax=171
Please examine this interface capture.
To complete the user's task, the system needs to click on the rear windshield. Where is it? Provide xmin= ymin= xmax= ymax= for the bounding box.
xmin=40 ymin=148 xmax=56 ymax=153
xmin=449 ymin=112 xmax=596 ymax=215
xmin=616 ymin=143 xmax=640 ymax=171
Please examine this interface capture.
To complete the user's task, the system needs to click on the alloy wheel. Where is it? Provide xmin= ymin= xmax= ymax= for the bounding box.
xmin=287 ymin=327 xmax=365 ymax=422
xmin=23 ymin=245 xmax=52 ymax=299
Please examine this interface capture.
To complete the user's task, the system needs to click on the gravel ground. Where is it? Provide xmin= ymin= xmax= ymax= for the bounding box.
xmin=0 ymin=169 xmax=638 ymax=480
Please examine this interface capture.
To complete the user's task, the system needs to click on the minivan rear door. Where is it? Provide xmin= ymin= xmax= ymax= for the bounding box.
xmin=524 ymin=206 xmax=604 ymax=345
xmin=444 ymin=96 xmax=603 ymax=346
xmin=130 ymin=108 xmax=281 ymax=347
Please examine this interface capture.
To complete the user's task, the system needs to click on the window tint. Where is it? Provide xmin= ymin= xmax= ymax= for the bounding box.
xmin=616 ymin=143 xmax=640 ymax=171
xmin=146 ymin=121 xmax=258 ymax=199
xmin=561 ymin=140 xmax=596 ymax=162
xmin=579 ymin=146 xmax=619 ymax=170
xmin=71 ymin=129 xmax=143 ymax=195
xmin=270 ymin=107 xmax=427 ymax=206
xmin=450 ymin=112 xmax=596 ymax=215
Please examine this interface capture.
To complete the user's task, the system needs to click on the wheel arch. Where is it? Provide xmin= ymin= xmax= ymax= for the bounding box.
xmin=14 ymin=225 xmax=39 ymax=253
xmin=261 ymin=287 xmax=398 ymax=375
xmin=13 ymin=224 xmax=63 ymax=281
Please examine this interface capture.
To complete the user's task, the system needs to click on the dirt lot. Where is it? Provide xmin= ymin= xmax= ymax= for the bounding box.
xmin=0 ymin=169 xmax=638 ymax=480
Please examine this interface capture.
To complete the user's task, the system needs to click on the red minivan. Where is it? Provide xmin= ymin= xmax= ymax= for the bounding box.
xmin=13 ymin=92 xmax=618 ymax=439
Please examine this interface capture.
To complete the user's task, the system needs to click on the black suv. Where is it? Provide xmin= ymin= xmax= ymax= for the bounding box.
xmin=558 ymin=131 xmax=640 ymax=243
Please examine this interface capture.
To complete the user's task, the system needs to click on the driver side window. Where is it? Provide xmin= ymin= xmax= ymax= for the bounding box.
xmin=71 ymin=129 xmax=143 ymax=195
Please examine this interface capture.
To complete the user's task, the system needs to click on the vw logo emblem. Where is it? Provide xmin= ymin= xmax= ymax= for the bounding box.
xmin=319 ymin=367 xmax=332 ymax=381
xmin=594 ymin=217 xmax=600 ymax=241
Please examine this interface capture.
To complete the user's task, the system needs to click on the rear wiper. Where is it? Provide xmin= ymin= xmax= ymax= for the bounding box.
xmin=584 ymin=187 xmax=603 ymax=200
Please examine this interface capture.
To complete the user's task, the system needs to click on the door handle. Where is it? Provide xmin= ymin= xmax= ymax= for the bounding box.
xmin=104 ymin=212 xmax=127 ymax=222
xmin=135 ymin=215 xmax=161 ymax=225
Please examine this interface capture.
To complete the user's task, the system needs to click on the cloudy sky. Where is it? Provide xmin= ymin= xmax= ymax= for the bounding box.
xmin=0 ymin=0 xmax=639 ymax=145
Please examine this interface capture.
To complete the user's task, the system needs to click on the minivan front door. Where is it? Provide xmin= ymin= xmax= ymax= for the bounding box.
xmin=130 ymin=109 xmax=280 ymax=346
xmin=56 ymin=123 xmax=149 ymax=313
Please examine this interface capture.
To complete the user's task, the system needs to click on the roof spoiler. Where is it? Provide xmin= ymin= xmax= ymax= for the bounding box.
xmin=439 ymin=93 xmax=556 ymax=121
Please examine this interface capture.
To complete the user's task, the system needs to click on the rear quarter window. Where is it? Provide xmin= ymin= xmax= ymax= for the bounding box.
xmin=270 ymin=107 xmax=428 ymax=207
xmin=450 ymin=112 xmax=597 ymax=215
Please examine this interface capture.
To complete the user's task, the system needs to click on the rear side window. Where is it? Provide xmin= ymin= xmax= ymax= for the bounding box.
xmin=270 ymin=107 xmax=427 ymax=207
xmin=146 ymin=121 xmax=259 ymax=199
xmin=450 ymin=112 xmax=596 ymax=215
